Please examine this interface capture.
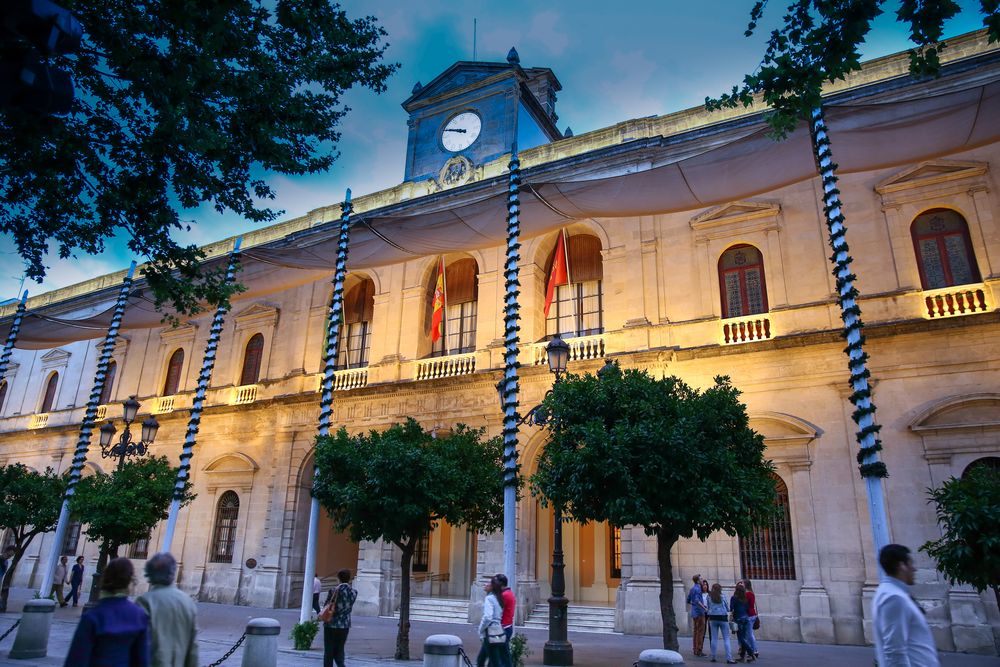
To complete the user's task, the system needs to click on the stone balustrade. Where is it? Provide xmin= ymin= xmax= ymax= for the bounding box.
xmin=526 ymin=334 xmax=606 ymax=366
xmin=923 ymin=284 xmax=989 ymax=319
xmin=231 ymin=384 xmax=259 ymax=405
xmin=721 ymin=314 xmax=773 ymax=345
xmin=414 ymin=352 xmax=477 ymax=381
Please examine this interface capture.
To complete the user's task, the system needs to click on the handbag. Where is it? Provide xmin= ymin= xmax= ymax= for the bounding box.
xmin=318 ymin=585 xmax=340 ymax=623
xmin=729 ymin=621 xmax=738 ymax=633
xmin=753 ymin=617 xmax=760 ymax=630
xmin=486 ymin=623 xmax=506 ymax=644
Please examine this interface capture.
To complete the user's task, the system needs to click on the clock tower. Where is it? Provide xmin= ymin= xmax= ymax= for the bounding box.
xmin=401 ymin=47 xmax=563 ymax=186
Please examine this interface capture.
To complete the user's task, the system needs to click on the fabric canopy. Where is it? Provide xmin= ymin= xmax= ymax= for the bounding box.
xmin=4 ymin=73 xmax=1000 ymax=349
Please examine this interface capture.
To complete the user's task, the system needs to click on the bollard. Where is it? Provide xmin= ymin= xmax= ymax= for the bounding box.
xmin=637 ymin=648 xmax=685 ymax=666
xmin=423 ymin=634 xmax=462 ymax=667
xmin=240 ymin=617 xmax=280 ymax=667
xmin=8 ymin=598 xmax=56 ymax=660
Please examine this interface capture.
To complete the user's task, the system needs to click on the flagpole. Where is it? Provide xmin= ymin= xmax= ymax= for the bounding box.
xmin=561 ymin=228 xmax=572 ymax=286
xmin=441 ymin=257 xmax=450 ymax=355
xmin=161 ymin=238 xmax=243 ymax=554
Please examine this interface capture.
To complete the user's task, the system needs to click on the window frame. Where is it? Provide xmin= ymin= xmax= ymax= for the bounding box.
xmin=239 ymin=333 xmax=265 ymax=386
xmin=162 ymin=348 xmax=185 ymax=396
xmin=718 ymin=244 xmax=769 ymax=319
xmin=98 ymin=360 xmax=117 ymax=406
xmin=39 ymin=371 xmax=59 ymax=413
xmin=210 ymin=490 xmax=240 ymax=564
xmin=910 ymin=209 xmax=981 ymax=290
xmin=738 ymin=474 xmax=796 ymax=580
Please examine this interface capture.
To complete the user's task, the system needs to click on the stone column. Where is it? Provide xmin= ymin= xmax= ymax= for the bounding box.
xmin=619 ymin=526 xmax=662 ymax=635
xmin=880 ymin=204 xmax=921 ymax=291
xmin=789 ymin=462 xmax=836 ymax=644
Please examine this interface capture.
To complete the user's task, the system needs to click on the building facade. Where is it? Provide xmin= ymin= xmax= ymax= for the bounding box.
xmin=1 ymin=33 xmax=998 ymax=654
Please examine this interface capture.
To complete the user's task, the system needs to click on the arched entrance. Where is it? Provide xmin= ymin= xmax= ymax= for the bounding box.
xmin=296 ymin=454 xmax=359 ymax=590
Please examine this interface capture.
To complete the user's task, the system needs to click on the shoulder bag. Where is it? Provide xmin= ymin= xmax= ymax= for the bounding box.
xmin=318 ymin=585 xmax=340 ymax=624
xmin=487 ymin=622 xmax=506 ymax=644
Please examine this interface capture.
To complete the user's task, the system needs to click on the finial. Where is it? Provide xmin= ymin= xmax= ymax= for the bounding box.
xmin=563 ymin=127 xmax=573 ymax=138
xmin=411 ymin=81 xmax=423 ymax=94
xmin=506 ymin=47 xmax=520 ymax=65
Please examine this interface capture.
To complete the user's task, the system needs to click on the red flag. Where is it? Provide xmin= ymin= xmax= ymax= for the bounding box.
xmin=544 ymin=231 xmax=569 ymax=317
xmin=430 ymin=258 xmax=446 ymax=342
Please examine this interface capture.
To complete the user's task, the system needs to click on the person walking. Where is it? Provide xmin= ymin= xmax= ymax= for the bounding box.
xmin=321 ymin=568 xmax=358 ymax=667
xmin=743 ymin=579 xmax=760 ymax=660
xmin=730 ymin=581 xmax=755 ymax=663
xmin=706 ymin=583 xmax=735 ymax=664
xmin=688 ymin=574 xmax=707 ymax=657
xmin=476 ymin=577 xmax=510 ymax=667
xmin=68 ymin=555 xmax=85 ymax=607
xmin=873 ymin=544 xmax=940 ymax=667
xmin=495 ymin=574 xmax=515 ymax=667
xmin=64 ymin=557 xmax=150 ymax=666
xmin=312 ymin=575 xmax=322 ymax=614
xmin=53 ymin=555 xmax=69 ymax=607
xmin=136 ymin=553 xmax=198 ymax=667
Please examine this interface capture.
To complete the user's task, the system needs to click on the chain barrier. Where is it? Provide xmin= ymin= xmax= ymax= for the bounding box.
xmin=0 ymin=619 xmax=21 ymax=642
xmin=456 ymin=645 xmax=475 ymax=667
xmin=203 ymin=632 xmax=246 ymax=667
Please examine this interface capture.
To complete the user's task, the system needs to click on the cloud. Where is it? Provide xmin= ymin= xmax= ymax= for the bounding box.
xmin=527 ymin=11 xmax=569 ymax=56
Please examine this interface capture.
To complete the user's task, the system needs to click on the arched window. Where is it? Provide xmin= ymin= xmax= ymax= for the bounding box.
xmin=98 ymin=360 xmax=117 ymax=406
xmin=0 ymin=380 xmax=7 ymax=414
xmin=337 ymin=278 xmax=375 ymax=369
xmin=719 ymin=244 xmax=768 ymax=318
xmin=739 ymin=474 xmax=796 ymax=580
xmin=912 ymin=209 xmax=981 ymax=290
xmin=544 ymin=233 xmax=603 ymax=339
xmin=210 ymin=491 xmax=240 ymax=563
xmin=61 ymin=520 xmax=82 ymax=556
xmin=963 ymin=456 xmax=1000 ymax=478
xmin=430 ymin=258 xmax=478 ymax=356
xmin=239 ymin=334 xmax=264 ymax=385
xmin=40 ymin=372 xmax=59 ymax=413
xmin=162 ymin=349 xmax=184 ymax=396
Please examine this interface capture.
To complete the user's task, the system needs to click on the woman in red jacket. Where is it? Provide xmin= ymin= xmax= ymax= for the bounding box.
xmin=744 ymin=579 xmax=760 ymax=660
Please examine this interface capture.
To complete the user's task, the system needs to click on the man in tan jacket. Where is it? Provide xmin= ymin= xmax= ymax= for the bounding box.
xmin=137 ymin=552 xmax=199 ymax=667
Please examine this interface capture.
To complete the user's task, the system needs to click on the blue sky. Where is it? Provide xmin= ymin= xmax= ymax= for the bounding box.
xmin=0 ymin=0 xmax=988 ymax=299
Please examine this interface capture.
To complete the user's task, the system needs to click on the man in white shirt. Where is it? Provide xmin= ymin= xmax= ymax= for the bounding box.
xmin=873 ymin=544 xmax=940 ymax=667
xmin=53 ymin=555 xmax=69 ymax=607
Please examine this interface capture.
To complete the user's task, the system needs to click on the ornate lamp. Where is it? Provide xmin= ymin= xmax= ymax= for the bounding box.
xmin=546 ymin=336 xmax=569 ymax=377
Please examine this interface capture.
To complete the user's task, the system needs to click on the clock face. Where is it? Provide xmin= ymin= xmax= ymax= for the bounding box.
xmin=441 ymin=111 xmax=481 ymax=152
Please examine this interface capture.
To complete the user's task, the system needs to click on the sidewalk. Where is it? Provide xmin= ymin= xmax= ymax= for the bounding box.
xmin=1 ymin=587 xmax=996 ymax=666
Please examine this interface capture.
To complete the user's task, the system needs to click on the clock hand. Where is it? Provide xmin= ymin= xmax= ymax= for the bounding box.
xmin=444 ymin=128 xmax=467 ymax=133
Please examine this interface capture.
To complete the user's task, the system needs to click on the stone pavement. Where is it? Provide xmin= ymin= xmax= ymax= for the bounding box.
xmin=0 ymin=587 xmax=996 ymax=666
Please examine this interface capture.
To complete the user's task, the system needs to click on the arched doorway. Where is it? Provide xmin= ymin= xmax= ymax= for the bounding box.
xmin=296 ymin=454 xmax=360 ymax=591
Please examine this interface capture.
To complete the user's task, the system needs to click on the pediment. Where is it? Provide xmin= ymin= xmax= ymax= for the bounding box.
xmin=690 ymin=201 xmax=780 ymax=240
xmin=749 ymin=412 xmax=821 ymax=443
xmin=159 ymin=323 xmax=197 ymax=345
xmin=203 ymin=452 xmax=259 ymax=473
xmin=910 ymin=393 xmax=1000 ymax=432
xmin=39 ymin=349 xmax=71 ymax=366
xmin=403 ymin=62 xmax=514 ymax=109
xmin=876 ymin=160 xmax=987 ymax=195
xmin=233 ymin=303 xmax=279 ymax=329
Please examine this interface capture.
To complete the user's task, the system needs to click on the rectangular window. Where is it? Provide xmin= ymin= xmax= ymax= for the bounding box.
xmin=413 ymin=529 xmax=430 ymax=573
xmin=546 ymin=280 xmax=603 ymax=339
xmin=128 ymin=537 xmax=149 ymax=560
xmin=610 ymin=526 xmax=622 ymax=579
xmin=336 ymin=321 xmax=371 ymax=369
xmin=62 ymin=522 xmax=82 ymax=556
xmin=431 ymin=301 xmax=477 ymax=356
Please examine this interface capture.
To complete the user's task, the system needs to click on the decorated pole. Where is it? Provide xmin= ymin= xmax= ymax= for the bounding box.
xmin=500 ymin=145 xmax=522 ymax=591
xmin=38 ymin=262 xmax=137 ymax=597
xmin=811 ymin=107 xmax=890 ymax=554
xmin=300 ymin=189 xmax=352 ymax=623
xmin=161 ymin=239 xmax=243 ymax=553
xmin=0 ymin=290 xmax=28 ymax=384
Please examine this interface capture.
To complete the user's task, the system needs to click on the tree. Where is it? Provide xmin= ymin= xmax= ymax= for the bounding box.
xmin=70 ymin=456 xmax=193 ymax=591
xmin=0 ymin=464 xmax=66 ymax=611
xmin=530 ymin=366 xmax=776 ymax=651
xmin=920 ymin=465 xmax=1000 ymax=615
xmin=0 ymin=1 xmax=396 ymax=315
xmin=312 ymin=419 xmax=505 ymax=660
xmin=706 ymin=1 xmax=1000 ymax=553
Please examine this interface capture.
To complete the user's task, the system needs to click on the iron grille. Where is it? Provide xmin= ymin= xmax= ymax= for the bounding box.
xmin=739 ymin=475 xmax=796 ymax=580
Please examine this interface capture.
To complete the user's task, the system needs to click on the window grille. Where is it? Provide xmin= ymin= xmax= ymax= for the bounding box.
xmin=739 ymin=474 xmax=796 ymax=580
xmin=61 ymin=521 xmax=82 ymax=556
xmin=128 ymin=537 xmax=149 ymax=560
xmin=912 ymin=209 xmax=981 ymax=289
xmin=210 ymin=491 xmax=240 ymax=563
xmin=719 ymin=244 xmax=768 ymax=318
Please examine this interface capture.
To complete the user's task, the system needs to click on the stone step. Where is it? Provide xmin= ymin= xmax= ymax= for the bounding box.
xmin=389 ymin=596 xmax=470 ymax=625
xmin=524 ymin=603 xmax=618 ymax=634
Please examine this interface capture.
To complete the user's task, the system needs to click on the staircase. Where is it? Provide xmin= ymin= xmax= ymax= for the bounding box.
xmin=523 ymin=603 xmax=618 ymax=634
xmin=390 ymin=596 xmax=470 ymax=624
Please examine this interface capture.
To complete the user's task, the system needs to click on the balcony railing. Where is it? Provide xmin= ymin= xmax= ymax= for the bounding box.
xmin=28 ymin=413 xmax=49 ymax=429
xmin=923 ymin=285 xmax=989 ymax=319
xmin=231 ymin=384 xmax=259 ymax=405
xmin=721 ymin=314 xmax=773 ymax=345
xmin=314 ymin=368 xmax=370 ymax=392
xmin=151 ymin=396 xmax=176 ymax=414
xmin=527 ymin=334 xmax=606 ymax=366
xmin=414 ymin=352 xmax=476 ymax=381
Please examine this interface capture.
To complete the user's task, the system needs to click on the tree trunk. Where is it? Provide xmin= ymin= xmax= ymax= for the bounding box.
xmin=657 ymin=532 xmax=679 ymax=651
xmin=395 ymin=544 xmax=414 ymax=660
xmin=809 ymin=105 xmax=890 ymax=553
xmin=0 ymin=547 xmax=25 ymax=612
xmin=86 ymin=543 xmax=112 ymax=607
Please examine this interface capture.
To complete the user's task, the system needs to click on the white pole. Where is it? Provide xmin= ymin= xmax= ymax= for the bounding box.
xmin=162 ymin=238 xmax=243 ymax=553
xmin=301 ymin=189 xmax=353 ymax=623
xmin=501 ymin=145 xmax=522 ymax=592
xmin=811 ymin=107 xmax=890 ymax=555
xmin=39 ymin=262 xmax=136 ymax=597
xmin=0 ymin=290 xmax=28 ymax=384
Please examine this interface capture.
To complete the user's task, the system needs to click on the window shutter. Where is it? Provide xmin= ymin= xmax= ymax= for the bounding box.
xmin=446 ymin=258 xmax=478 ymax=304
xmin=240 ymin=334 xmax=264 ymax=385
xmin=345 ymin=278 xmax=375 ymax=324
xmin=99 ymin=361 xmax=117 ymax=405
xmin=568 ymin=235 xmax=603 ymax=283
xmin=163 ymin=349 xmax=184 ymax=395
xmin=40 ymin=372 xmax=59 ymax=412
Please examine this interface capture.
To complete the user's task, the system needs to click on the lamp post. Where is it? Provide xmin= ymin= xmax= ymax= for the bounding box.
xmin=83 ymin=396 xmax=159 ymax=607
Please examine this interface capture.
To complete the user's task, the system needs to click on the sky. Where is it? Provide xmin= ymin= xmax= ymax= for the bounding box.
xmin=0 ymin=0 xmax=989 ymax=299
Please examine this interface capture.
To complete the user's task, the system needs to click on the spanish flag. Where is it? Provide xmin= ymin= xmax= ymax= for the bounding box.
xmin=544 ymin=231 xmax=569 ymax=317
xmin=430 ymin=258 xmax=446 ymax=342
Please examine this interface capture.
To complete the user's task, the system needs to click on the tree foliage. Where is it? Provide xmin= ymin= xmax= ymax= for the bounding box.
xmin=706 ymin=0 xmax=1000 ymax=136
xmin=1 ymin=0 xmax=396 ymax=314
xmin=920 ymin=465 xmax=1000 ymax=613
xmin=0 ymin=464 xmax=66 ymax=611
xmin=313 ymin=418 xmax=505 ymax=660
xmin=531 ymin=366 xmax=776 ymax=650
xmin=70 ymin=456 xmax=193 ymax=556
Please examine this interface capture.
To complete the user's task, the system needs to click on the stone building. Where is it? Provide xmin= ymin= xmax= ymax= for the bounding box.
xmin=1 ymin=32 xmax=998 ymax=654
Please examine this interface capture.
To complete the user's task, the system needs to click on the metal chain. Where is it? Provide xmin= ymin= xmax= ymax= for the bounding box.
xmin=456 ymin=645 xmax=475 ymax=667
xmin=0 ymin=619 xmax=21 ymax=642
xmin=203 ymin=632 xmax=246 ymax=667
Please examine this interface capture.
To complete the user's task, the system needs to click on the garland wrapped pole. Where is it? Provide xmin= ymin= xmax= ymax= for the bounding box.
xmin=300 ymin=189 xmax=352 ymax=623
xmin=0 ymin=291 xmax=28 ymax=383
xmin=811 ymin=107 xmax=890 ymax=554
xmin=38 ymin=262 xmax=137 ymax=598
xmin=161 ymin=239 xmax=243 ymax=553
xmin=500 ymin=145 xmax=522 ymax=591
